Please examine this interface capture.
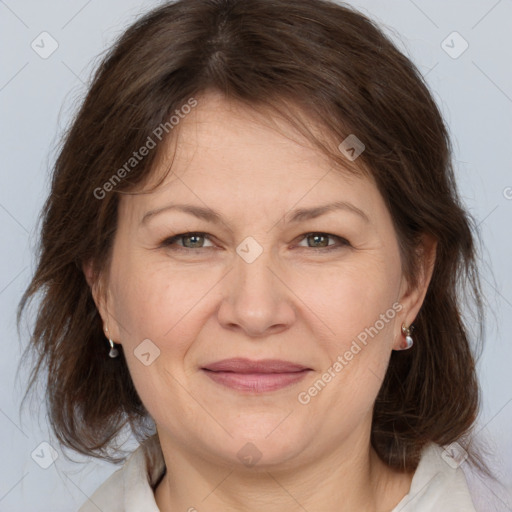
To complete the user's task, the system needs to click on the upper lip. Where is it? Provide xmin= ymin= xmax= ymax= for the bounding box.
xmin=202 ymin=358 xmax=311 ymax=373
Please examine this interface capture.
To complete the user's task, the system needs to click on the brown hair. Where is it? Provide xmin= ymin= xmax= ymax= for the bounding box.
xmin=18 ymin=0 xmax=490 ymax=473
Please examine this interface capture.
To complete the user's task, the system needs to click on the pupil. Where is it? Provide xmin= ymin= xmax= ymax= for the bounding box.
xmin=186 ymin=234 xmax=202 ymax=248
xmin=310 ymin=234 xmax=327 ymax=247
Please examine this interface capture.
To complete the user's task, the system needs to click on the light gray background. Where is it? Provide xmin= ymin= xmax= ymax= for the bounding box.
xmin=1 ymin=0 xmax=511 ymax=510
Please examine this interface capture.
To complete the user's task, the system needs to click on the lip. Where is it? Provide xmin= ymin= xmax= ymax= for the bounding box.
xmin=202 ymin=358 xmax=310 ymax=373
xmin=201 ymin=358 xmax=312 ymax=393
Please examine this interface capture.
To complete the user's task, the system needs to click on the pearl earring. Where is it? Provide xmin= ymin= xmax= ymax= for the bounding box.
xmin=400 ymin=323 xmax=414 ymax=350
xmin=108 ymin=338 xmax=119 ymax=358
xmin=105 ymin=326 xmax=119 ymax=358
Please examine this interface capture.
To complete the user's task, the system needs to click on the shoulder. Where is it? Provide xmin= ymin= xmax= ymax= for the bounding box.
xmin=77 ymin=435 xmax=165 ymax=512
xmin=77 ymin=464 xmax=126 ymax=512
xmin=391 ymin=443 xmax=477 ymax=512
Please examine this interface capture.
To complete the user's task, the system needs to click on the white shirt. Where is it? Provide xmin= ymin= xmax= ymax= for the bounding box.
xmin=77 ymin=435 xmax=477 ymax=511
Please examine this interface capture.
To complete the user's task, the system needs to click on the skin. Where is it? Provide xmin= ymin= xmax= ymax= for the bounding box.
xmin=85 ymin=91 xmax=436 ymax=512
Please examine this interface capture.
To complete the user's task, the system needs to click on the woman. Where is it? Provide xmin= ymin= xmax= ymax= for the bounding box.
xmin=18 ymin=0 xmax=496 ymax=510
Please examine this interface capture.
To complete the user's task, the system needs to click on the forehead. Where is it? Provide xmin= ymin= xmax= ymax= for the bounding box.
xmin=119 ymin=92 xmax=383 ymax=225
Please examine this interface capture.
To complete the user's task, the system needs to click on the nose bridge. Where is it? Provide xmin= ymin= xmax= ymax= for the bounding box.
xmin=217 ymin=235 xmax=295 ymax=336
xmin=235 ymin=235 xmax=275 ymax=295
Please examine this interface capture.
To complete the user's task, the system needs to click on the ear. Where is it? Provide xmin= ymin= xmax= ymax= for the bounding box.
xmin=82 ymin=259 xmax=122 ymax=343
xmin=395 ymin=234 xmax=437 ymax=348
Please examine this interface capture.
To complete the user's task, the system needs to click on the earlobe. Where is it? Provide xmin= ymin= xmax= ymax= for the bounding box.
xmin=393 ymin=236 xmax=436 ymax=351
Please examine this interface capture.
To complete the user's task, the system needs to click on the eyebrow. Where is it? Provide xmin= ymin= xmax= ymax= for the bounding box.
xmin=140 ymin=200 xmax=370 ymax=226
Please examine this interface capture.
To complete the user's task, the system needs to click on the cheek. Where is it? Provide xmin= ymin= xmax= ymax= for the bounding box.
xmin=293 ymin=268 xmax=400 ymax=423
xmin=114 ymin=272 xmax=186 ymax=338
xmin=109 ymin=263 xmax=204 ymax=410
xmin=298 ymin=259 xmax=401 ymax=342
xmin=325 ymin=265 xmax=400 ymax=388
xmin=110 ymin=256 xmax=220 ymax=366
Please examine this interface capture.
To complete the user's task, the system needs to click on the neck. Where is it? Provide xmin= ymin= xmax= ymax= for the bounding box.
xmin=154 ymin=430 xmax=414 ymax=512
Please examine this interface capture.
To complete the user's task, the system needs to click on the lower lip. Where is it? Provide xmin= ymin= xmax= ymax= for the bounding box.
xmin=202 ymin=369 xmax=310 ymax=393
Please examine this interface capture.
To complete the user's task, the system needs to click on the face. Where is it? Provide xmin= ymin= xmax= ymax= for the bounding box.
xmin=93 ymin=91 xmax=427 ymax=469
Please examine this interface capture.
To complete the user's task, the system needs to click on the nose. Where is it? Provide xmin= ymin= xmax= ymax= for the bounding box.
xmin=216 ymin=245 xmax=296 ymax=338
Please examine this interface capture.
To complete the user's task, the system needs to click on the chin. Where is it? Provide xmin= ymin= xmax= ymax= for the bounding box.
xmin=211 ymin=424 xmax=310 ymax=469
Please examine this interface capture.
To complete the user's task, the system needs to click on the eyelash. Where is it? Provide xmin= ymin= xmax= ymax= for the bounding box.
xmin=159 ymin=232 xmax=351 ymax=254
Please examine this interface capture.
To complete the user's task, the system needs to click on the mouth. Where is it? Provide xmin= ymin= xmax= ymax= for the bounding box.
xmin=201 ymin=358 xmax=312 ymax=393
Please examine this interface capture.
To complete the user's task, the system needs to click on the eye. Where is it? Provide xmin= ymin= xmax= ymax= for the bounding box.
xmin=159 ymin=231 xmax=351 ymax=253
xmin=296 ymin=232 xmax=350 ymax=251
xmin=160 ymin=232 xmax=214 ymax=251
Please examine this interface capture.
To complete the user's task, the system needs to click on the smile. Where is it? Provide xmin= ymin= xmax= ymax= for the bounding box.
xmin=201 ymin=358 xmax=312 ymax=393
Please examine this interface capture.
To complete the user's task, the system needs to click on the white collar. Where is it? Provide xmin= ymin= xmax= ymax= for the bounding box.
xmin=390 ymin=443 xmax=476 ymax=511
xmin=79 ymin=437 xmax=476 ymax=511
